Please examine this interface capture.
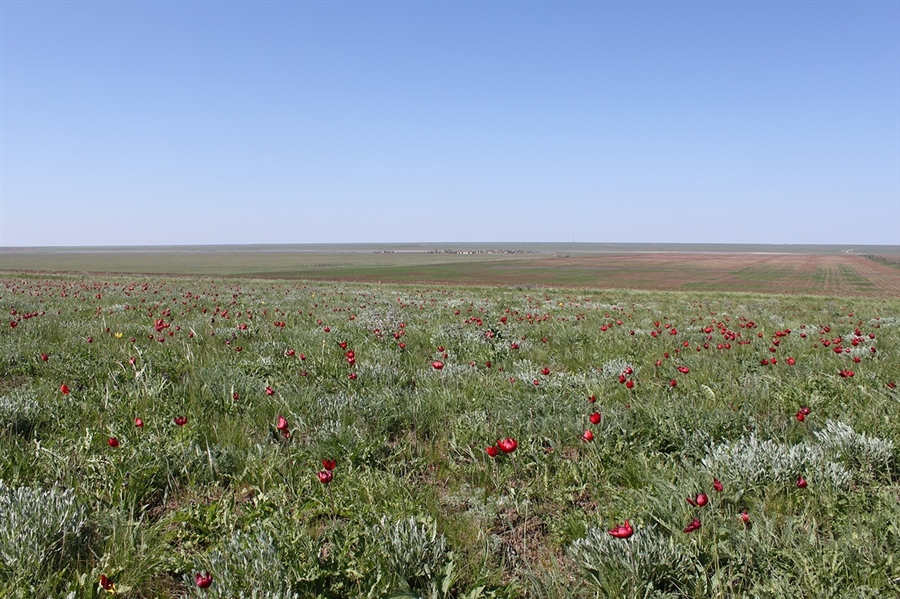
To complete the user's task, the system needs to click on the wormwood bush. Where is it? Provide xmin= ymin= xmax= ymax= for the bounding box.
xmin=569 ymin=525 xmax=698 ymax=598
xmin=0 ymin=480 xmax=86 ymax=587
xmin=0 ymin=389 xmax=43 ymax=437
xmin=813 ymin=420 xmax=894 ymax=477
xmin=375 ymin=516 xmax=456 ymax=599
xmin=702 ymin=433 xmax=853 ymax=489
xmin=184 ymin=526 xmax=294 ymax=599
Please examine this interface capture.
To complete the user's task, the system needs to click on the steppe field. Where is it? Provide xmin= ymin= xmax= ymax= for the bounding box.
xmin=1 ymin=245 xmax=899 ymax=598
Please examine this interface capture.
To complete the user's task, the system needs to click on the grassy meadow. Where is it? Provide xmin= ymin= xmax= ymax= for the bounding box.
xmin=1 ymin=272 xmax=899 ymax=598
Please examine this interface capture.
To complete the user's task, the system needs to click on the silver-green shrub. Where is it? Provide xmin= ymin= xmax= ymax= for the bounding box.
xmin=569 ymin=525 xmax=698 ymax=598
xmin=0 ymin=480 xmax=86 ymax=585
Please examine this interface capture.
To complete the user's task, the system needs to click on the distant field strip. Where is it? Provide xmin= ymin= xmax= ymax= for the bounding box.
xmin=1 ymin=249 xmax=898 ymax=296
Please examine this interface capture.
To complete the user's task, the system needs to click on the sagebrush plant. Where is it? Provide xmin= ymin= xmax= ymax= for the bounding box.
xmin=0 ymin=274 xmax=898 ymax=597
xmin=0 ymin=480 xmax=86 ymax=592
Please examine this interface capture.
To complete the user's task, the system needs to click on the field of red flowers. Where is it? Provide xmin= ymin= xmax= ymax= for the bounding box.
xmin=1 ymin=274 xmax=898 ymax=598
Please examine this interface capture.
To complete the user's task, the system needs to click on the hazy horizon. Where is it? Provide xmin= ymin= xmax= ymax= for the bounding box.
xmin=2 ymin=2 xmax=898 ymax=247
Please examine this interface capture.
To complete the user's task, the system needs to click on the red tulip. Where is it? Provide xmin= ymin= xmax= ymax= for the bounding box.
xmin=589 ymin=412 xmax=601 ymax=425
xmin=40 ymin=353 xmax=48 ymax=362
xmin=712 ymin=478 xmax=723 ymax=492
xmin=497 ymin=438 xmax=518 ymax=453
xmin=695 ymin=493 xmax=708 ymax=507
xmin=60 ymin=384 xmax=70 ymax=396
xmin=134 ymin=417 xmax=144 ymax=428
xmin=266 ymin=386 xmax=275 ymax=395
xmin=108 ymin=437 xmax=119 ymax=448
xmin=195 ymin=572 xmax=213 ymax=589
xmin=99 ymin=575 xmax=114 ymax=590
xmin=625 ymin=379 xmax=634 ymax=389
xmin=800 ymin=406 xmax=811 ymax=415
xmin=786 ymin=357 xmax=796 ymax=366
xmin=797 ymin=477 xmax=807 ymax=489
xmin=431 ymin=361 xmax=444 ymax=370
xmin=683 ymin=517 xmax=702 ymax=533
xmin=486 ymin=445 xmax=499 ymax=457
xmin=317 ymin=470 xmax=333 ymax=484
xmin=588 ymin=394 xmax=596 ymax=403
xmin=174 ymin=416 xmax=187 ymax=427
xmin=276 ymin=415 xmax=289 ymax=431
xmin=322 ymin=458 xmax=336 ymax=471
xmin=677 ymin=366 xmax=690 ymax=374
xmin=608 ymin=520 xmax=634 ymax=539
xmin=669 ymin=379 xmax=677 ymax=387
xmin=541 ymin=367 xmax=550 ymax=376
xmin=580 ymin=430 xmax=594 ymax=442
xmin=796 ymin=411 xmax=805 ymax=422
xmin=740 ymin=511 xmax=750 ymax=525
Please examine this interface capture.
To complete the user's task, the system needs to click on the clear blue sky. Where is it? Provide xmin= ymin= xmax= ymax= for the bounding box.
xmin=2 ymin=1 xmax=898 ymax=246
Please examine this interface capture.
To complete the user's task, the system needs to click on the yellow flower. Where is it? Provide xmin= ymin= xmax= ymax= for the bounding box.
xmin=114 ymin=332 xmax=123 ymax=338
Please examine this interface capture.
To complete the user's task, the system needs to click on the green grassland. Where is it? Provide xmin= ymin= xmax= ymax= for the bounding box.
xmin=1 ymin=273 xmax=899 ymax=598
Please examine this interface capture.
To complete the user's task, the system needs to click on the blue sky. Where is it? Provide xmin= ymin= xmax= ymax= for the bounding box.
xmin=2 ymin=1 xmax=898 ymax=246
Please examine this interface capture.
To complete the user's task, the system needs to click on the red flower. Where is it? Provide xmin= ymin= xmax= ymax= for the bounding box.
xmin=108 ymin=437 xmax=119 ymax=448
xmin=712 ymin=478 xmax=723 ymax=492
xmin=580 ymin=430 xmax=594 ymax=442
xmin=608 ymin=520 xmax=634 ymax=539
xmin=195 ymin=572 xmax=213 ymax=589
xmin=276 ymin=415 xmax=289 ymax=431
xmin=740 ymin=511 xmax=750 ymax=525
xmin=134 ymin=417 xmax=144 ymax=428
xmin=431 ymin=361 xmax=444 ymax=370
xmin=796 ymin=411 xmax=805 ymax=422
xmin=797 ymin=477 xmax=807 ymax=489
xmin=541 ymin=367 xmax=550 ymax=376
xmin=589 ymin=412 xmax=601 ymax=425
xmin=60 ymin=384 xmax=70 ymax=396
xmin=669 ymin=379 xmax=677 ymax=387
xmin=174 ymin=416 xmax=187 ymax=427
xmin=497 ymin=438 xmax=518 ymax=453
xmin=786 ymin=357 xmax=796 ymax=366
xmin=266 ymin=386 xmax=275 ymax=395
xmin=321 ymin=458 xmax=336 ymax=471
xmin=683 ymin=517 xmax=702 ymax=533
xmin=40 ymin=353 xmax=48 ymax=362
xmin=99 ymin=574 xmax=114 ymax=590
xmin=677 ymin=366 xmax=690 ymax=374
xmin=625 ymin=379 xmax=634 ymax=389
xmin=695 ymin=493 xmax=708 ymax=507
xmin=317 ymin=470 xmax=333 ymax=484
xmin=588 ymin=394 xmax=596 ymax=403
xmin=486 ymin=445 xmax=499 ymax=457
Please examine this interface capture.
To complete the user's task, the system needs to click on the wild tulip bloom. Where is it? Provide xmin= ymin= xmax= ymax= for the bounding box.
xmin=60 ymin=384 xmax=70 ymax=395
xmin=486 ymin=445 xmax=499 ymax=457
xmin=317 ymin=470 xmax=333 ymax=484
xmin=108 ymin=437 xmax=119 ymax=448
xmin=134 ymin=417 xmax=144 ymax=428
xmin=174 ymin=416 xmax=187 ymax=427
xmin=608 ymin=520 xmax=634 ymax=539
xmin=277 ymin=416 xmax=289 ymax=431
xmin=431 ymin=361 xmax=444 ymax=370
xmin=321 ymin=458 xmax=336 ymax=471
xmin=580 ymin=430 xmax=594 ymax=442
xmin=497 ymin=438 xmax=518 ymax=453
xmin=589 ymin=412 xmax=601 ymax=425
xmin=195 ymin=572 xmax=213 ymax=589
xmin=713 ymin=478 xmax=723 ymax=492
xmin=797 ymin=477 xmax=808 ymax=489
xmin=683 ymin=518 xmax=702 ymax=533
